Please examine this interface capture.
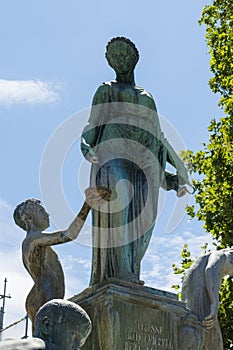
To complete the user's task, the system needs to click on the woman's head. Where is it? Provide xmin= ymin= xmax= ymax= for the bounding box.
xmin=105 ymin=37 xmax=139 ymax=74
xmin=14 ymin=199 xmax=49 ymax=231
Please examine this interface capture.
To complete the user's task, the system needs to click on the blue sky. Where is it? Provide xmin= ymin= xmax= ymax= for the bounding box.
xmin=0 ymin=0 xmax=222 ymax=339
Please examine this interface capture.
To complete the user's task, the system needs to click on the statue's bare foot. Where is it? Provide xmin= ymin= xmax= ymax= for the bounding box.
xmin=85 ymin=187 xmax=111 ymax=208
xmin=132 ymin=278 xmax=144 ymax=285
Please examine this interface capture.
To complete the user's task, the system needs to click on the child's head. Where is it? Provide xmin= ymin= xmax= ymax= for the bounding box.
xmin=14 ymin=199 xmax=50 ymax=231
xmin=34 ymin=299 xmax=92 ymax=349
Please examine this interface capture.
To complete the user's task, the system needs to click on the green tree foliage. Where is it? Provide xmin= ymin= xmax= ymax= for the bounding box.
xmin=183 ymin=0 xmax=233 ymax=246
xmin=172 ymin=244 xmax=194 ymax=293
xmin=218 ymin=276 xmax=233 ymax=347
xmin=174 ymin=1 xmax=233 ymax=348
xmin=172 ymin=243 xmax=208 ymax=293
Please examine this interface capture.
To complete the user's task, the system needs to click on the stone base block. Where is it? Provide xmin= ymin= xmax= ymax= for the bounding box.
xmin=71 ymin=279 xmax=204 ymax=350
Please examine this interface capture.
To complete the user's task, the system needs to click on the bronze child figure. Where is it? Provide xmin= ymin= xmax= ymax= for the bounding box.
xmin=14 ymin=187 xmax=110 ymax=332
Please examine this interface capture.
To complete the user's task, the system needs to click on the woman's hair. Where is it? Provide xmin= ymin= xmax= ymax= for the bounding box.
xmin=13 ymin=198 xmax=41 ymax=231
xmin=105 ymin=36 xmax=139 ymax=68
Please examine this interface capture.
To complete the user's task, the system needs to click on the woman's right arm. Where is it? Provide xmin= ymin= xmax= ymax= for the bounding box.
xmin=81 ymin=84 xmax=109 ymax=162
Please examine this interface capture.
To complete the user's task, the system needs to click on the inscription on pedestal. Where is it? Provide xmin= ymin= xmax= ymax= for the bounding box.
xmin=124 ymin=321 xmax=174 ymax=349
xmin=71 ymin=283 xmax=204 ymax=350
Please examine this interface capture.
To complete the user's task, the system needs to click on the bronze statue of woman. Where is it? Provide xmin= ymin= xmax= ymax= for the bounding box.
xmin=81 ymin=37 xmax=189 ymax=285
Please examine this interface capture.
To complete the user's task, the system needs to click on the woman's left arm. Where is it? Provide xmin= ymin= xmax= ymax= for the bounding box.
xmin=146 ymin=94 xmax=189 ymax=186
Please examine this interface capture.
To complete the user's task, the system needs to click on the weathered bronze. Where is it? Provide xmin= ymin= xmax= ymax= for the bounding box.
xmin=13 ymin=187 xmax=110 ymax=332
xmin=0 ymin=299 xmax=91 ymax=349
xmin=182 ymin=248 xmax=233 ymax=350
xmin=81 ymin=37 xmax=189 ymax=286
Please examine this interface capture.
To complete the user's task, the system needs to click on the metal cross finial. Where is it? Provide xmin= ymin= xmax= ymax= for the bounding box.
xmin=0 ymin=278 xmax=11 ymax=340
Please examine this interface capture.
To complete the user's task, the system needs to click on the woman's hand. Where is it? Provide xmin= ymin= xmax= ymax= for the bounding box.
xmin=177 ymin=186 xmax=188 ymax=197
xmin=90 ymin=155 xmax=99 ymax=163
xmin=202 ymin=302 xmax=218 ymax=329
xmin=202 ymin=312 xmax=218 ymax=330
xmin=85 ymin=187 xmax=111 ymax=208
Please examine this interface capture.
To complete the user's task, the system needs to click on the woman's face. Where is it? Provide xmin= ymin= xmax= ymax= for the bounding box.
xmin=107 ymin=41 xmax=137 ymax=74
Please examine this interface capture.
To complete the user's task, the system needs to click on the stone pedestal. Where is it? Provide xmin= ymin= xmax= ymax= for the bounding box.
xmin=71 ymin=280 xmax=204 ymax=350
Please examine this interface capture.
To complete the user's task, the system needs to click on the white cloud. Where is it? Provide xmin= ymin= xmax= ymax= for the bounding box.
xmin=0 ymin=79 xmax=60 ymax=105
xmin=0 ymin=198 xmax=11 ymax=210
xmin=59 ymin=253 xmax=91 ymax=298
xmin=141 ymin=229 xmax=214 ymax=293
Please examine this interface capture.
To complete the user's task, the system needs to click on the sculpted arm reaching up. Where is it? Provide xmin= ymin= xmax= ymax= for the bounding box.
xmin=19 ymin=187 xmax=111 ymax=248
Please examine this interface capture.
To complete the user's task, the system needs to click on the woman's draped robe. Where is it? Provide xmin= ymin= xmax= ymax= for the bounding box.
xmin=81 ymin=81 xmax=184 ymax=285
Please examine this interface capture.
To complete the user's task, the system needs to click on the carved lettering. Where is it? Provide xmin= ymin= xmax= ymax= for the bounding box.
xmin=128 ymin=331 xmax=142 ymax=342
xmin=136 ymin=321 xmax=163 ymax=335
xmin=124 ymin=342 xmax=173 ymax=350
xmin=125 ymin=320 xmax=173 ymax=349
xmin=124 ymin=342 xmax=137 ymax=350
xmin=144 ymin=334 xmax=172 ymax=347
